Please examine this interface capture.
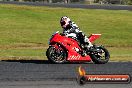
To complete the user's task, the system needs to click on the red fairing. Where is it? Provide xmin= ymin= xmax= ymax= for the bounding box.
xmin=49 ymin=33 xmax=100 ymax=62
xmin=89 ymin=34 xmax=101 ymax=43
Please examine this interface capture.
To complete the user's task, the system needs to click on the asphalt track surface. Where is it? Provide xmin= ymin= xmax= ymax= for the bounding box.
xmin=0 ymin=1 xmax=132 ymax=10
xmin=0 ymin=60 xmax=131 ymax=88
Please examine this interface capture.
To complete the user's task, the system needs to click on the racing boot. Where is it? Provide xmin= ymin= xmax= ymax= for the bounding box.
xmin=84 ymin=36 xmax=93 ymax=53
xmin=81 ymin=50 xmax=87 ymax=57
xmin=84 ymin=43 xmax=93 ymax=54
xmin=81 ymin=44 xmax=93 ymax=56
xmin=81 ymin=35 xmax=93 ymax=56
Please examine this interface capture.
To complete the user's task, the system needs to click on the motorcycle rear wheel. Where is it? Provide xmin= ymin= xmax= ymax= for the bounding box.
xmin=90 ymin=46 xmax=110 ymax=64
xmin=46 ymin=45 xmax=67 ymax=64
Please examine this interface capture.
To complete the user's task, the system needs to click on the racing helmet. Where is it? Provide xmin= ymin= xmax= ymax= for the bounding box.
xmin=60 ymin=16 xmax=71 ymax=28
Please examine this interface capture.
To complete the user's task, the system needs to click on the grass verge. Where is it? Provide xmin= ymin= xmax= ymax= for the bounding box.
xmin=0 ymin=47 xmax=132 ymax=62
xmin=0 ymin=4 xmax=132 ymax=61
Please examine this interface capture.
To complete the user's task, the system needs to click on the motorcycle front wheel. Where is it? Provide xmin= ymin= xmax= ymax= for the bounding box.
xmin=46 ymin=45 xmax=67 ymax=64
xmin=90 ymin=46 xmax=110 ymax=64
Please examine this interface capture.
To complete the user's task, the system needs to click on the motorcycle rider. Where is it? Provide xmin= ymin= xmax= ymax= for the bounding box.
xmin=60 ymin=16 xmax=93 ymax=56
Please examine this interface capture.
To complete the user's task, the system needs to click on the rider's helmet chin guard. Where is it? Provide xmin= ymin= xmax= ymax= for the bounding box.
xmin=60 ymin=16 xmax=71 ymax=29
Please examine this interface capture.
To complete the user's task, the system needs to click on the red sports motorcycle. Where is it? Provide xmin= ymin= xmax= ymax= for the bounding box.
xmin=46 ymin=31 xmax=110 ymax=64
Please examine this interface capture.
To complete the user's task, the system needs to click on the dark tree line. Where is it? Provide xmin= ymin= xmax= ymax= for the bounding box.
xmin=4 ymin=0 xmax=132 ymax=5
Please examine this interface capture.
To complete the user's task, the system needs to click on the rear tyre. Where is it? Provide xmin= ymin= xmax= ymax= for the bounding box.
xmin=90 ymin=46 xmax=110 ymax=64
xmin=46 ymin=45 xmax=67 ymax=64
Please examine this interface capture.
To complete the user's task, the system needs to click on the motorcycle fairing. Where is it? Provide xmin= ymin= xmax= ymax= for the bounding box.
xmin=50 ymin=33 xmax=92 ymax=62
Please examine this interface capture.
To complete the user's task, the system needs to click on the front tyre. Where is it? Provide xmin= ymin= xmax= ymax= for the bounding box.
xmin=90 ymin=46 xmax=110 ymax=64
xmin=46 ymin=45 xmax=67 ymax=64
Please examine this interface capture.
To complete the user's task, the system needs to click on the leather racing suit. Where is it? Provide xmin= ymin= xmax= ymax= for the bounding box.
xmin=62 ymin=21 xmax=93 ymax=50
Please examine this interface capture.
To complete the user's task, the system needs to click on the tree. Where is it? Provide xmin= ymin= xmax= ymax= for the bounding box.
xmin=64 ymin=0 xmax=71 ymax=3
xmin=48 ymin=0 xmax=52 ymax=3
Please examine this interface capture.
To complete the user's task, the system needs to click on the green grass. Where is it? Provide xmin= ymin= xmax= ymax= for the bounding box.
xmin=0 ymin=49 xmax=45 ymax=56
xmin=0 ymin=49 xmax=46 ymax=60
xmin=108 ymin=47 xmax=132 ymax=62
xmin=0 ymin=47 xmax=132 ymax=61
xmin=0 ymin=4 xmax=132 ymax=61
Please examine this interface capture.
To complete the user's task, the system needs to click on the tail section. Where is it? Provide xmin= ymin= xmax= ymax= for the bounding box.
xmin=88 ymin=34 xmax=101 ymax=42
